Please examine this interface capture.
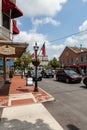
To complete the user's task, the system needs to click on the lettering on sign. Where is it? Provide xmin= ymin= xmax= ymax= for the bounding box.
xmin=0 ymin=45 xmax=15 ymax=55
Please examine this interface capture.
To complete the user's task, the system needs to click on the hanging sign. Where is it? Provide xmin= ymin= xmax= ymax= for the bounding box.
xmin=0 ymin=45 xmax=15 ymax=55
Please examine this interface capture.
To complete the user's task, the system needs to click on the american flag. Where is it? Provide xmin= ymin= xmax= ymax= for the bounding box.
xmin=30 ymin=52 xmax=35 ymax=58
xmin=41 ymin=43 xmax=46 ymax=57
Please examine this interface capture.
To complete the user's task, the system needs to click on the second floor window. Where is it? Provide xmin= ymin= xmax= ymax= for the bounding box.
xmin=81 ymin=56 xmax=83 ymax=63
xmin=3 ymin=12 xmax=10 ymax=30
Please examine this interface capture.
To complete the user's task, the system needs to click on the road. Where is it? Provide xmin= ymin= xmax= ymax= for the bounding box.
xmin=38 ymin=77 xmax=87 ymax=130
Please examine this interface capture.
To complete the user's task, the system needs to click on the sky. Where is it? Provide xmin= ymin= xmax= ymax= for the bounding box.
xmin=13 ymin=0 xmax=87 ymax=60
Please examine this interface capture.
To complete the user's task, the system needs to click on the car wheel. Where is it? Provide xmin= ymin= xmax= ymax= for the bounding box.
xmin=66 ymin=78 xmax=70 ymax=83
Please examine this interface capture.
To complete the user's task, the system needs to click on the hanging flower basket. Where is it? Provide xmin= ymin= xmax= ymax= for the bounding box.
xmin=32 ymin=59 xmax=40 ymax=66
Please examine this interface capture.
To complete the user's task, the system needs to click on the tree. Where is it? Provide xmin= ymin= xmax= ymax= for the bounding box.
xmin=14 ymin=51 xmax=31 ymax=70
xmin=49 ymin=57 xmax=61 ymax=69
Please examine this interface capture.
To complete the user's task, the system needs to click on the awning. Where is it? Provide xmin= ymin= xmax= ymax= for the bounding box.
xmin=2 ymin=0 xmax=23 ymax=18
xmin=13 ymin=20 xmax=19 ymax=34
xmin=11 ymin=5 xmax=23 ymax=19
xmin=2 ymin=0 xmax=14 ymax=12
xmin=0 ymin=42 xmax=28 ymax=58
xmin=79 ymin=64 xmax=87 ymax=67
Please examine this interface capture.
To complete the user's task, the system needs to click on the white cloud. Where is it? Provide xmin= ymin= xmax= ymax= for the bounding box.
xmin=13 ymin=30 xmax=65 ymax=59
xmin=82 ymin=0 xmax=87 ymax=2
xmin=79 ymin=20 xmax=87 ymax=31
xmin=64 ymin=19 xmax=87 ymax=48
xmin=13 ymin=31 xmax=47 ymax=52
xmin=46 ymin=43 xmax=65 ymax=59
xmin=65 ymin=37 xmax=78 ymax=46
xmin=16 ymin=20 xmax=22 ymax=26
xmin=32 ymin=17 xmax=60 ymax=26
xmin=17 ymin=0 xmax=67 ymax=17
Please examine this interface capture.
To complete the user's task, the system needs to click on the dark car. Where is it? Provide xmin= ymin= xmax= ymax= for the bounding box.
xmin=83 ymin=76 xmax=87 ymax=86
xmin=41 ymin=69 xmax=54 ymax=78
xmin=56 ymin=68 xmax=82 ymax=83
xmin=30 ymin=70 xmax=42 ymax=81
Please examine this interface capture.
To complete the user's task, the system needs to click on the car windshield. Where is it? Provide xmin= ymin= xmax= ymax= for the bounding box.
xmin=31 ymin=70 xmax=41 ymax=75
xmin=45 ymin=70 xmax=52 ymax=73
xmin=64 ymin=70 xmax=77 ymax=75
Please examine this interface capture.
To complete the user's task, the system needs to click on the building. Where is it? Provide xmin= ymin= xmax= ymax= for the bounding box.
xmin=0 ymin=0 xmax=28 ymax=82
xmin=59 ymin=46 xmax=87 ymax=75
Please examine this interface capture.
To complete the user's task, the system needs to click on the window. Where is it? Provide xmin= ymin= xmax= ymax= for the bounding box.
xmin=2 ymin=12 xmax=10 ymax=30
xmin=71 ymin=58 xmax=73 ymax=64
xmin=81 ymin=56 xmax=83 ymax=63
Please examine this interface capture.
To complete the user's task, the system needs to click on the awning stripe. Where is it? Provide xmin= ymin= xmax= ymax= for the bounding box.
xmin=2 ymin=0 xmax=23 ymax=18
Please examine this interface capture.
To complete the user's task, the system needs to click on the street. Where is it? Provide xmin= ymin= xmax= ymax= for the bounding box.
xmin=38 ymin=77 xmax=87 ymax=130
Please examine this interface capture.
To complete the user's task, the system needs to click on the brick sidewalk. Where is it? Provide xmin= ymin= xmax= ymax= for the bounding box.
xmin=0 ymin=75 xmax=54 ymax=106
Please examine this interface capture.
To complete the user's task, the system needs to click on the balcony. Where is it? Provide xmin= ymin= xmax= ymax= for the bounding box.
xmin=0 ymin=26 xmax=12 ymax=41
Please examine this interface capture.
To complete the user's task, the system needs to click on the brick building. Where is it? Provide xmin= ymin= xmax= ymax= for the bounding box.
xmin=0 ymin=0 xmax=28 ymax=82
xmin=59 ymin=46 xmax=87 ymax=75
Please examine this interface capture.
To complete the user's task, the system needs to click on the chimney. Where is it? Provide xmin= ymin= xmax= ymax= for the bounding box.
xmin=80 ymin=44 xmax=83 ymax=52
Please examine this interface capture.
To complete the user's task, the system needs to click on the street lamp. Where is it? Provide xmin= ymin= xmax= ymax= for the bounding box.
xmin=33 ymin=42 xmax=39 ymax=92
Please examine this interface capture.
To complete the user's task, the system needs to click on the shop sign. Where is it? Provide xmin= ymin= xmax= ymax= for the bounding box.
xmin=0 ymin=45 xmax=15 ymax=55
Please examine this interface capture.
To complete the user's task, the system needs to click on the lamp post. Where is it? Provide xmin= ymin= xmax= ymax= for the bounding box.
xmin=33 ymin=42 xmax=39 ymax=92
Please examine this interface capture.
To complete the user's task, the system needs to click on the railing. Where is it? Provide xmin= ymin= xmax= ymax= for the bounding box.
xmin=0 ymin=26 xmax=13 ymax=41
xmin=0 ymin=98 xmax=8 ymax=106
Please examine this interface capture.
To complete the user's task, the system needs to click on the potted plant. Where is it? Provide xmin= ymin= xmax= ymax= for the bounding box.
xmin=9 ymin=70 xmax=14 ymax=78
xmin=31 ymin=58 xmax=40 ymax=66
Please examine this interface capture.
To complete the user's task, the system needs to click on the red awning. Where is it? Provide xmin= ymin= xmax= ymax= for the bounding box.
xmin=12 ymin=20 xmax=19 ymax=34
xmin=79 ymin=64 xmax=87 ymax=67
xmin=2 ymin=0 xmax=14 ymax=12
xmin=11 ymin=6 xmax=23 ymax=19
xmin=2 ymin=0 xmax=23 ymax=18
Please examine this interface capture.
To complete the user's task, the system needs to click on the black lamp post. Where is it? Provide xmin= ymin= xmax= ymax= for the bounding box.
xmin=33 ymin=42 xmax=39 ymax=92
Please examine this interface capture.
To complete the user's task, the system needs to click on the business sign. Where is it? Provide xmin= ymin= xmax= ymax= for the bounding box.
xmin=0 ymin=45 xmax=15 ymax=55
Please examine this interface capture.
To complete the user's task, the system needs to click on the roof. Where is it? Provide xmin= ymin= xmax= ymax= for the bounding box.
xmin=69 ymin=46 xmax=87 ymax=53
xmin=0 ymin=42 xmax=28 ymax=58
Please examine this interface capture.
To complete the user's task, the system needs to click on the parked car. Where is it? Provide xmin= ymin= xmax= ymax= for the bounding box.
xmin=83 ymin=76 xmax=87 ymax=86
xmin=56 ymin=68 xmax=82 ymax=83
xmin=41 ymin=69 xmax=54 ymax=78
xmin=30 ymin=70 xmax=42 ymax=81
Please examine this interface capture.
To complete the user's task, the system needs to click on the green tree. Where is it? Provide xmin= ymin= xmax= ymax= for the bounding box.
xmin=14 ymin=51 xmax=31 ymax=70
xmin=49 ymin=57 xmax=61 ymax=69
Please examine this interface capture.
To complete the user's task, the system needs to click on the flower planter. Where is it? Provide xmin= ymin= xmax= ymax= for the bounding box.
xmin=32 ymin=58 xmax=40 ymax=66
xmin=32 ymin=61 xmax=40 ymax=66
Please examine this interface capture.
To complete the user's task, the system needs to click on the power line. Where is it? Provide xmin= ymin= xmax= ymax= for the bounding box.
xmin=49 ymin=29 xmax=87 ymax=43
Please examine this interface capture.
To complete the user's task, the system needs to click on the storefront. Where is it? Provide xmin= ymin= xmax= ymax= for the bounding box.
xmin=0 ymin=42 xmax=28 ymax=83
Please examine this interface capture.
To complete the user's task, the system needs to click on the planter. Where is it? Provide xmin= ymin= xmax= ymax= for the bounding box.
xmin=32 ymin=61 xmax=40 ymax=66
xmin=9 ymin=70 xmax=14 ymax=78
xmin=32 ymin=59 xmax=40 ymax=66
xmin=9 ymin=74 xmax=13 ymax=78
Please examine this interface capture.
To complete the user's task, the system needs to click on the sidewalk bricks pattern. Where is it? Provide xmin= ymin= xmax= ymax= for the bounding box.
xmin=0 ymin=75 xmax=54 ymax=106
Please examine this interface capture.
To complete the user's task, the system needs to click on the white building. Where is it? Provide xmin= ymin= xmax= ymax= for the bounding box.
xmin=0 ymin=0 xmax=28 ymax=82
